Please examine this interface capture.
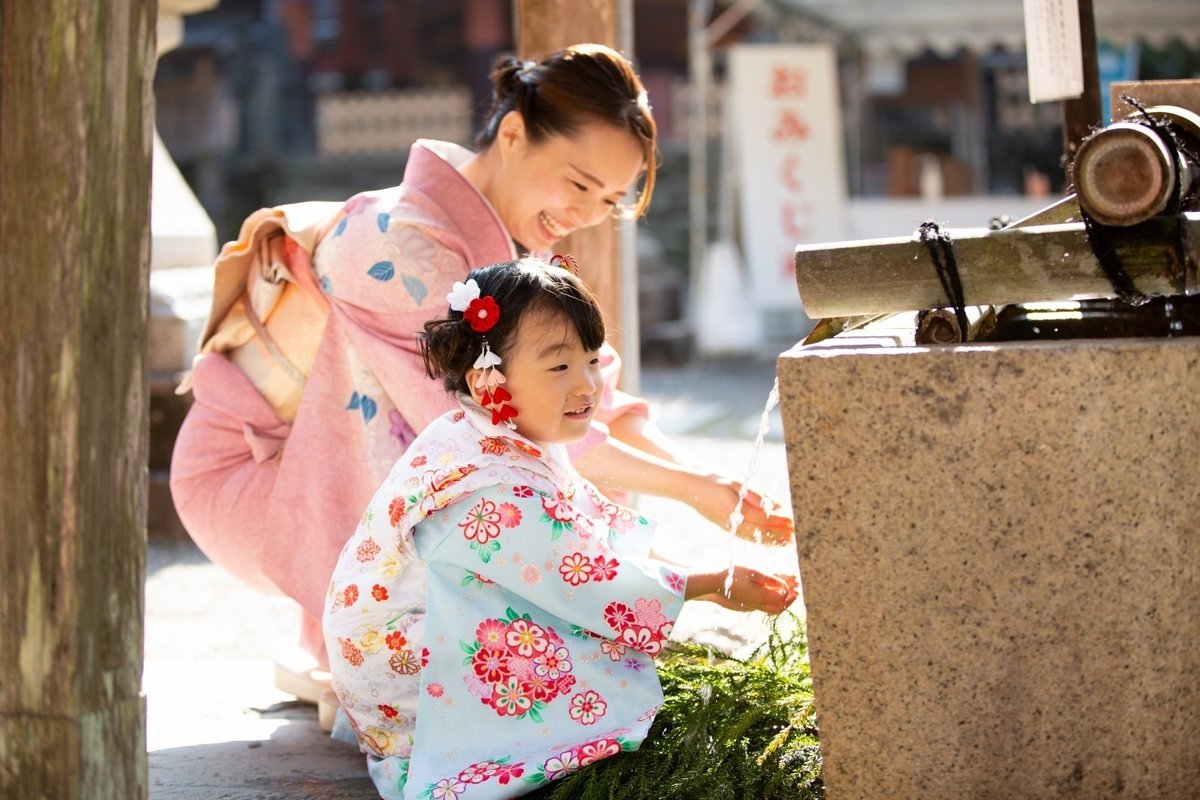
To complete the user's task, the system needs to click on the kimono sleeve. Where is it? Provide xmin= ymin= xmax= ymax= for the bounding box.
xmin=414 ymin=486 xmax=686 ymax=658
xmin=314 ymin=204 xmax=468 ymax=434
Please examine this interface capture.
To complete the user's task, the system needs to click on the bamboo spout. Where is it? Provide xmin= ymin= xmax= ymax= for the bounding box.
xmin=793 ymin=212 xmax=1199 ymax=319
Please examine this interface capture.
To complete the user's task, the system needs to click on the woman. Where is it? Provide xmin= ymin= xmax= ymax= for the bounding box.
xmin=170 ymin=44 xmax=791 ymax=671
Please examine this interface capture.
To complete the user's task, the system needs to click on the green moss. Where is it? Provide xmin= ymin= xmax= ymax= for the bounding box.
xmin=527 ymin=614 xmax=823 ymax=800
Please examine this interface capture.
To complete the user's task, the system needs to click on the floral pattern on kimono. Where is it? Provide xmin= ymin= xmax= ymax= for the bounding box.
xmin=324 ymin=401 xmax=685 ymax=800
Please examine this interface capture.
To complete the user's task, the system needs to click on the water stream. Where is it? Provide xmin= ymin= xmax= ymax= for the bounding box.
xmin=722 ymin=375 xmax=782 ymax=598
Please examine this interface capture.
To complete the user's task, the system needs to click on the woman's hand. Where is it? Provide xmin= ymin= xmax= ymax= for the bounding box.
xmin=686 ymin=565 xmax=799 ymax=615
xmin=682 ymin=473 xmax=795 ymax=545
xmin=571 ymin=439 xmax=795 ymax=545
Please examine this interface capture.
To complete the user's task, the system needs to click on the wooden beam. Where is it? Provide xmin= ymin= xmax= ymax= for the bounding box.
xmin=0 ymin=1 xmax=154 ymax=797
xmin=515 ymin=0 xmax=628 ymax=362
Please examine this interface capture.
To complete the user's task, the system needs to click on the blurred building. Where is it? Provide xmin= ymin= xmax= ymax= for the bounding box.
xmin=153 ymin=0 xmax=1200 ymax=357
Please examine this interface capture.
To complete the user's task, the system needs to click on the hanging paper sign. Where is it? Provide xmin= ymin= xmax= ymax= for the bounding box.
xmin=1023 ymin=0 xmax=1084 ymax=102
xmin=728 ymin=44 xmax=848 ymax=311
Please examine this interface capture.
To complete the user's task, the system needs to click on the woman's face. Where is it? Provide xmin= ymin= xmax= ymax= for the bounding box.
xmin=491 ymin=114 xmax=645 ymax=252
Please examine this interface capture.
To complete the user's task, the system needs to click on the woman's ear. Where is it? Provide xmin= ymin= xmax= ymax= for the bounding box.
xmin=496 ymin=111 xmax=527 ymax=161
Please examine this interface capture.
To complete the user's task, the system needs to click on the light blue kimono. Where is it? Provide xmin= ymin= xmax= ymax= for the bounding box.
xmin=323 ymin=401 xmax=686 ymax=799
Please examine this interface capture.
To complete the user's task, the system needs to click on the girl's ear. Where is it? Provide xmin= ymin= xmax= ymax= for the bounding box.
xmin=464 ymin=368 xmax=487 ymax=404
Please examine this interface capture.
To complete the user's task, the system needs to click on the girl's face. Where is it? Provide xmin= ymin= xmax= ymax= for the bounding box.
xmin=490 ymin=113 xmax=645 ymax=252
xmin=475 ymin=305 xmax=601 ymax=445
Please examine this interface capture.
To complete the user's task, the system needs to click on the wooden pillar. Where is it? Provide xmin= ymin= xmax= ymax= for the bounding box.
xmin=0 ymin=1 xmax=155 ymax=798
xmin=515 ymin=0 xmax=629 ymax=363
xmin=1062 ymin=0 xmax=1102 ymax=163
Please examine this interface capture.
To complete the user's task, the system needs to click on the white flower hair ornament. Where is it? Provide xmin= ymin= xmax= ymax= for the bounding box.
xmin=446 ymin=279 xmax=480 ymax=311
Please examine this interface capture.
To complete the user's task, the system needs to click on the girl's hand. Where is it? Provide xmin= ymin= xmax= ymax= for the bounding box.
xmin=687 ymin=474 xmax=795 ymax=545
xmin=686 ymin=566 xmax=799 ymax=615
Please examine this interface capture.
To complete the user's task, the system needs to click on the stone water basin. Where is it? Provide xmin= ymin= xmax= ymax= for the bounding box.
xmin=776 ymin=304 xmax=1200 ymax=799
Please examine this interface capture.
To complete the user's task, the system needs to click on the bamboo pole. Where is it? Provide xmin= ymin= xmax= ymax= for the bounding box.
xmin=794 ymin=212 xmax=1199 ymax=319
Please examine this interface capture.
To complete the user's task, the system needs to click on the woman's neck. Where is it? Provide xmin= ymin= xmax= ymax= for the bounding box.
xmin=457 ymin=146 xmax=500 ymax=208
xmin=458 ymin=146 xmax=528 ymax=254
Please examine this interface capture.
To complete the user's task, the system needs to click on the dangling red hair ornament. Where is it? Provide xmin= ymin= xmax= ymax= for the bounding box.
xmin=447 ymin=279 xmax=517 ymax=429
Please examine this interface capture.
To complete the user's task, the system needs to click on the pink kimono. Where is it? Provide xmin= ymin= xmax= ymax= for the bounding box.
xmin=170 ymin=140 xmax=646 ymax=664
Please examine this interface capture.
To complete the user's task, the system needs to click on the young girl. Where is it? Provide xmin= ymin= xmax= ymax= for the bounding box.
xmin=323 ymin=259 xmax=798 ymax=800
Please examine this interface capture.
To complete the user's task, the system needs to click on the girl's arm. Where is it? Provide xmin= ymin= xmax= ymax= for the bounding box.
xmin=418 ymin=486 xmax=797 ymax=657
xmin=682 ymin=565 xmax=798 ymax=614
xmin=569 ymin=436 xmax=794 ymax=545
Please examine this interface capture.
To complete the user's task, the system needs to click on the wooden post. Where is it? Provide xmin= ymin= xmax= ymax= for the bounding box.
xmin=515 ymin=0 xmax=629 ymax=362
xmin=1062 ymin=0 xmax=1102 ymax=162
xmin=0 ymin=1 xmax=155 ymax=798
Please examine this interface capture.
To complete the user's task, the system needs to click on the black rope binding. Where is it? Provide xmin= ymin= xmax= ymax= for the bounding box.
xmin=1074 ymin=95 xmax=1197 ymax=306
xmin=917 ymin=220 xmax=969 ymax=343
xmin=1121 ymin=95 xmax=1196 ymax=289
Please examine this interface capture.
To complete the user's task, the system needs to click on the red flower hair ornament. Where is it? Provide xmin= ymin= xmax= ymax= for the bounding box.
xmin=446 ymin=279 xmax=517 ymax=429
xmin=447 ymin=279 xmax=501 ymax=333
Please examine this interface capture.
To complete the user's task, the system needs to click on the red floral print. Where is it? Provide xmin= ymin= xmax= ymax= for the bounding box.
xmin=558 ymin=552 xmax=594 ymax=585
xmin=510 ymin=440 xmax=542 ymax=459
xmin=578 ymin=737 xmax=621 ymax=765
xmin=341 ymin=584 xmax=359 ymax=607
xmin=386 ymin=631 xmax=407 ymax=651
xmin=603 ymin=601 xmax=635 ymax=630
xmin=356 ymin=537 xmax=382 ymax=561
xmin=505 ymin=619 xmax=550 ymax=657
xmin=387 ymin=496 xmax=406 ymax=526
xmin=497 ymin=502 xmax=522 ymax=528
xmin=619 ymin=625 xmax=664 ymax=657
xmin=371 ymin=583 xmax=389 ymax=601
xmin=467 ymin=614 xmax=575 ymax=720
xmin=569 ymin=690 xmax=607 ymax=725
xmin=339 ymin=637 xmax=364 ymax=667
xmin=666 ymin=571 xmax=686 ymax=593
xmin=379 ymin=703 xmax=399 ymax=719
xmin=475 ymin=619 xmax=508 ymax=649
xmin=479 ymin=436 xmax=509 ymax=456
xmin=491 ymin=676 xmax=534 ymax=716
xmin=541 ymin=493 xmax=576 ymax=523
xmin=472 ymin=646 xmax=512 ymax=684
xmin=496 ymin=763 xmax=525 ymax=784
xmin=591 ymin=555 xmax=619 ymax=582
xmin=512 ymin=485 xmax=535 ymax=498
xmin=459 ymin=498 xmax=502 ymax=544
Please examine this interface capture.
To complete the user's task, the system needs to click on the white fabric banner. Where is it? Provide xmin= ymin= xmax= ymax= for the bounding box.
xmin=728 ymin=44 xmax=848 ymax=311
xmin=1023 ymin=0 xmax=1084 ymax=102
